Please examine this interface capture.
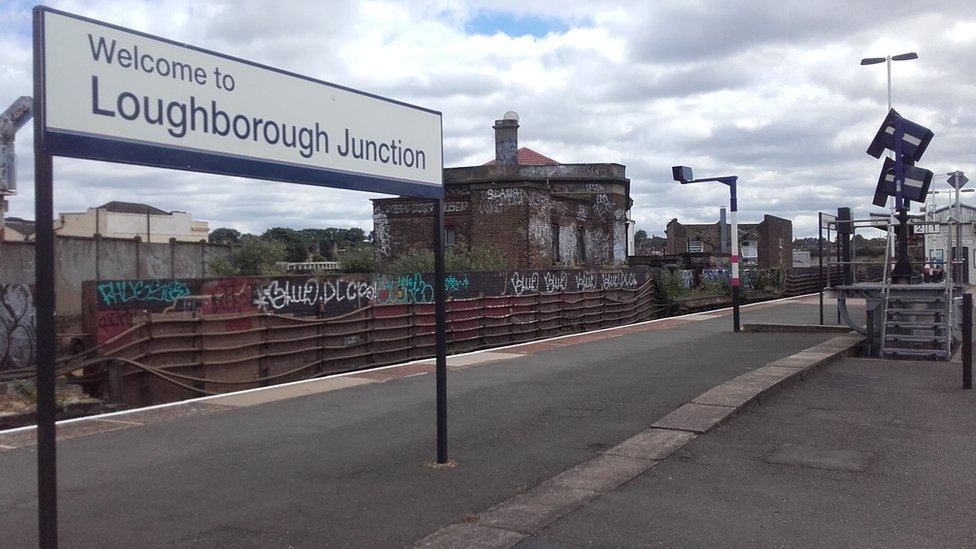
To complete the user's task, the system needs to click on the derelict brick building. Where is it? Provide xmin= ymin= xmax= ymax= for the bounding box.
xmin=372 ymin=114 xmax=632 ymax=269
xmin=665 ymin=213 xmax=793 ymax=268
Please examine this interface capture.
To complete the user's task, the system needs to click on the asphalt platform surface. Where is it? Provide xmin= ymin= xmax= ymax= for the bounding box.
xmin=0 ymin=298 xmax=861 ymax=547
xmin=522 ymin=356 xmax=976 ymax=548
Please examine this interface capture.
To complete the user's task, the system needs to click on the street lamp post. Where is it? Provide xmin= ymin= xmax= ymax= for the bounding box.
xmin=862 ymin=53 xmax=920 ymax=283
xmin=860 ymin=52 xmax=918 ymax=111
xmin=672 ymin=166 xmax=741 ymax=332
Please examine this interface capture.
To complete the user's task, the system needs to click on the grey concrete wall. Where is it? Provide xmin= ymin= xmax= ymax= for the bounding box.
xmin=0 ymin=242 xmax=35 ymax=285
xmin=0 ymin=237 xmax=230 ymax=318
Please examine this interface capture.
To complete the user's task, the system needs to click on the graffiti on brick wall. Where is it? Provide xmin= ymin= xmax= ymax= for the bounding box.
xmin=700 ymin=268 xmax=777 ymax=290
xmin=380 ymin=202 xmax=435 ymax=215
xmin=444 ymin=201 xmax=468 ymax=213
xmin=0 ymin=284 xmax=35 ymax=370
xmin=372 ymin=211 xmax=391 ymax=259
xmin=479 ymin=188 xmax=525 ymax=214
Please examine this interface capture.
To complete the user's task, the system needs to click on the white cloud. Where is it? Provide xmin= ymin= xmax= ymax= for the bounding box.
xmin=0 ymin=0 xmax=973 ymax=239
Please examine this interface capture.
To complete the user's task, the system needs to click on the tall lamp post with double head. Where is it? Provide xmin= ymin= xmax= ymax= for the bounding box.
xmin=862 ymin=52 xmax=930 ymax=284
xmin=860 ymin=52 xmax=918 ymax=111
xmin=672 ymin=166 xmax=741 ymax=332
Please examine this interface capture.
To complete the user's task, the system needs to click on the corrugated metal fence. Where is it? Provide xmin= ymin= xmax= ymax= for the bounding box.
xmin=71 ymin=280 xmax=657 ymax=406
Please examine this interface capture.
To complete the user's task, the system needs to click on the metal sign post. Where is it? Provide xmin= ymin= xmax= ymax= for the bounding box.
xmin=949 ymin=171 xmax=969 ymax=283
xmin=432 ymin=199 xmax=448 ymax=463
xmin=31 ymin=7 xmax=446 ymax=546
xmin=670 ymin=166 xmax=739 ymax=331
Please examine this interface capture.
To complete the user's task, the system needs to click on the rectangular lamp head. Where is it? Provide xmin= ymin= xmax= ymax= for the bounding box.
xmin=866 ymin=108 xmax=934 ymax=163
xmin=672 ymin=165 xmax=694 ymax=183
xmin=875 ymin=156 xmax=933 ymax=203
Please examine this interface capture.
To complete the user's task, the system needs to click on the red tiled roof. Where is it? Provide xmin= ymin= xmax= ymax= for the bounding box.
xmin=484 ymin=147 xmax=560 ymax=166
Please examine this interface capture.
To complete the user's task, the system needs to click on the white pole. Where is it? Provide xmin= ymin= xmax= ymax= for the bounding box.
xmin=956 ymin=173 xmax=963 ymax=282
xmin=730 ymin=208 xmax=739 ymax=287
xmin=886 ymin=56 xmax=892 ymax=111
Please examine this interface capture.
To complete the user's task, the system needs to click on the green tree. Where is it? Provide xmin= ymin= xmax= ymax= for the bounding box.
xmin=212 ymin=235 xmax=286 ymax=275
xmin=209 ymin=227 xmax=241 ymax=245
xmin=262 ymin=227 xmax=309 ymax=262
xmin=337 ymin=246 xmax=379 ymax=273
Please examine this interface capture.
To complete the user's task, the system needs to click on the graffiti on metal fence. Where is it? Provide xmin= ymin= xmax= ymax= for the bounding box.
xmin=375 ymin=273 xmax=434 ymax=305
xmin=508 ymin=269 xmax=645 ymax=296
xmin=444 ymin=274 xmax=471 ymax=292
xmin=97 ymin=280 xmax=191 ymax=307
xmin=253 ymin=278 xmax=375 ymax=312
xmin=88 ymin=268 xmax=650 ymax=344
xmin=0 ymin=284 xmax=35 ymax=370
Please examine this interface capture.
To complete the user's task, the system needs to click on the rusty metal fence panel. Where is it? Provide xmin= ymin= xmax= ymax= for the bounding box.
xmin=62 ymin=276 xmax=658 ymax=406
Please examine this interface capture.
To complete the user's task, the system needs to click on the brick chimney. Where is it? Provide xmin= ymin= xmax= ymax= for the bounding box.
xmin=493 ymin=112 xmax=519 ymax=166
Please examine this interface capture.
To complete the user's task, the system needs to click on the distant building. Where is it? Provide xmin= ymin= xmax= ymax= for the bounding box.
xmin=923 ymin=203 xmax=976 ymax=284
xmin=665 ymin=212 xmax=793 ymax=268
xmin=1 ymin=216 xmax=36 ymax=241
xmin=54 ymin=201 xmax=209 ymax=243
xmin=372 ymin=114 xmax=633 ymax=269
xmin=793 ymin=250 xmax=812 ymax=268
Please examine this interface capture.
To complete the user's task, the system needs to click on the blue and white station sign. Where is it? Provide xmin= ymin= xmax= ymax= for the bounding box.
xmin=37 ymin=7 xmax=444 ymax=198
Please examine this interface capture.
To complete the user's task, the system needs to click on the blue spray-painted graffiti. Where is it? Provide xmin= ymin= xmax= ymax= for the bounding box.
xmin=97 ymin=280 xmax=191 ymax=307
xmin=375 ymin=273 xmax=434 ymax=305
xmin=444 ymin=274 xmax=471 ymax=292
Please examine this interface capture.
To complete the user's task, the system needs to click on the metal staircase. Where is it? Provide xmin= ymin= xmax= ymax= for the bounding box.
xmin=881 ymin=285 xmax=952 ymax=359
xmin=878 ymin=215 xmax=955 ymax=360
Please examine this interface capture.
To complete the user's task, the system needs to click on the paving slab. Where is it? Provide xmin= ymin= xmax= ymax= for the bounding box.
xmin=765 ymin=443 xmax=873 ymax=472
xmin=0 ymin=418 xmax=136 ymax=448
xmin=767 ymin=355 xmax=816 ymax=369
xmin=651 ymin=402 xmax=737 ymax=434
xmin=788 ymin=350 xmax=833 ymax=365
xmin=550 ymin=454 xmax=657 ymax=494
xmin=605 ymin=428 xmax=695 ymax=461
xmin=692 ymin=379 xmax=772 ymax=408
xmin=744 ymin=364 xmax=804 ymax=382
xmin=477 ymin=483 xmax=599 ymax=534
xmin=414 ymin=523 xmax=524 ymax=549
xmin=348 ymin=362 xmax=434 ymax=382
xmin=206 ymin=376 xmax=375 ymax=407
xmin=119 ymin=402 xmax=235 ymax=424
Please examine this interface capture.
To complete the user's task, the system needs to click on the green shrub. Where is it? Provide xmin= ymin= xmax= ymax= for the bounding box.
xmin=383 ymin=244 xmax=504 ymax=274
xmin=338 ymin=247 xmax=379 ymax=273
xmin=656 ymin=268 xmax=687 ymax=303
xmin=209 ymin=236 xmax=286 ymax=276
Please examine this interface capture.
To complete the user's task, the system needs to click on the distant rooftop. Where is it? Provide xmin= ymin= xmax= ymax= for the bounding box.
xmin=3 ymin=216 xmax=35 ymax=235
xmin=97 ymin=201 xmax=170 ymax=216
xmin=483 ymin=147 xmax=560 ymax=167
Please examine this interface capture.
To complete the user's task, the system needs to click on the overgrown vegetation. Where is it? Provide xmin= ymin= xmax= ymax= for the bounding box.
xmin=337 ymin=246 xmax=379 ymax=273
xmin=209 ymin=235 xmax=286 ymax=276
xmin=655 ymin=268 xmax=687 ymax=303
xmin=384 ymin=244 xmax=505 ymax=274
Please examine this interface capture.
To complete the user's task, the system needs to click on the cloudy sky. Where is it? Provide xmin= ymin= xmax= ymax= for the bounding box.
xmin=1 ymin=0 xmax=973 ymax=237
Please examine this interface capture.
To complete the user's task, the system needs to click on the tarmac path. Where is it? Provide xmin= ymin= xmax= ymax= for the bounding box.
xmin=0 ymin=296 xmax=860 ymax=548
xmin=522 ymin=356 xmax=976 ymax=548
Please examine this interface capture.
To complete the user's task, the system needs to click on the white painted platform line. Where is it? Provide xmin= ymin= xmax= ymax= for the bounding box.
xmin=0 ymin=292 xmax=820 ymax=435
